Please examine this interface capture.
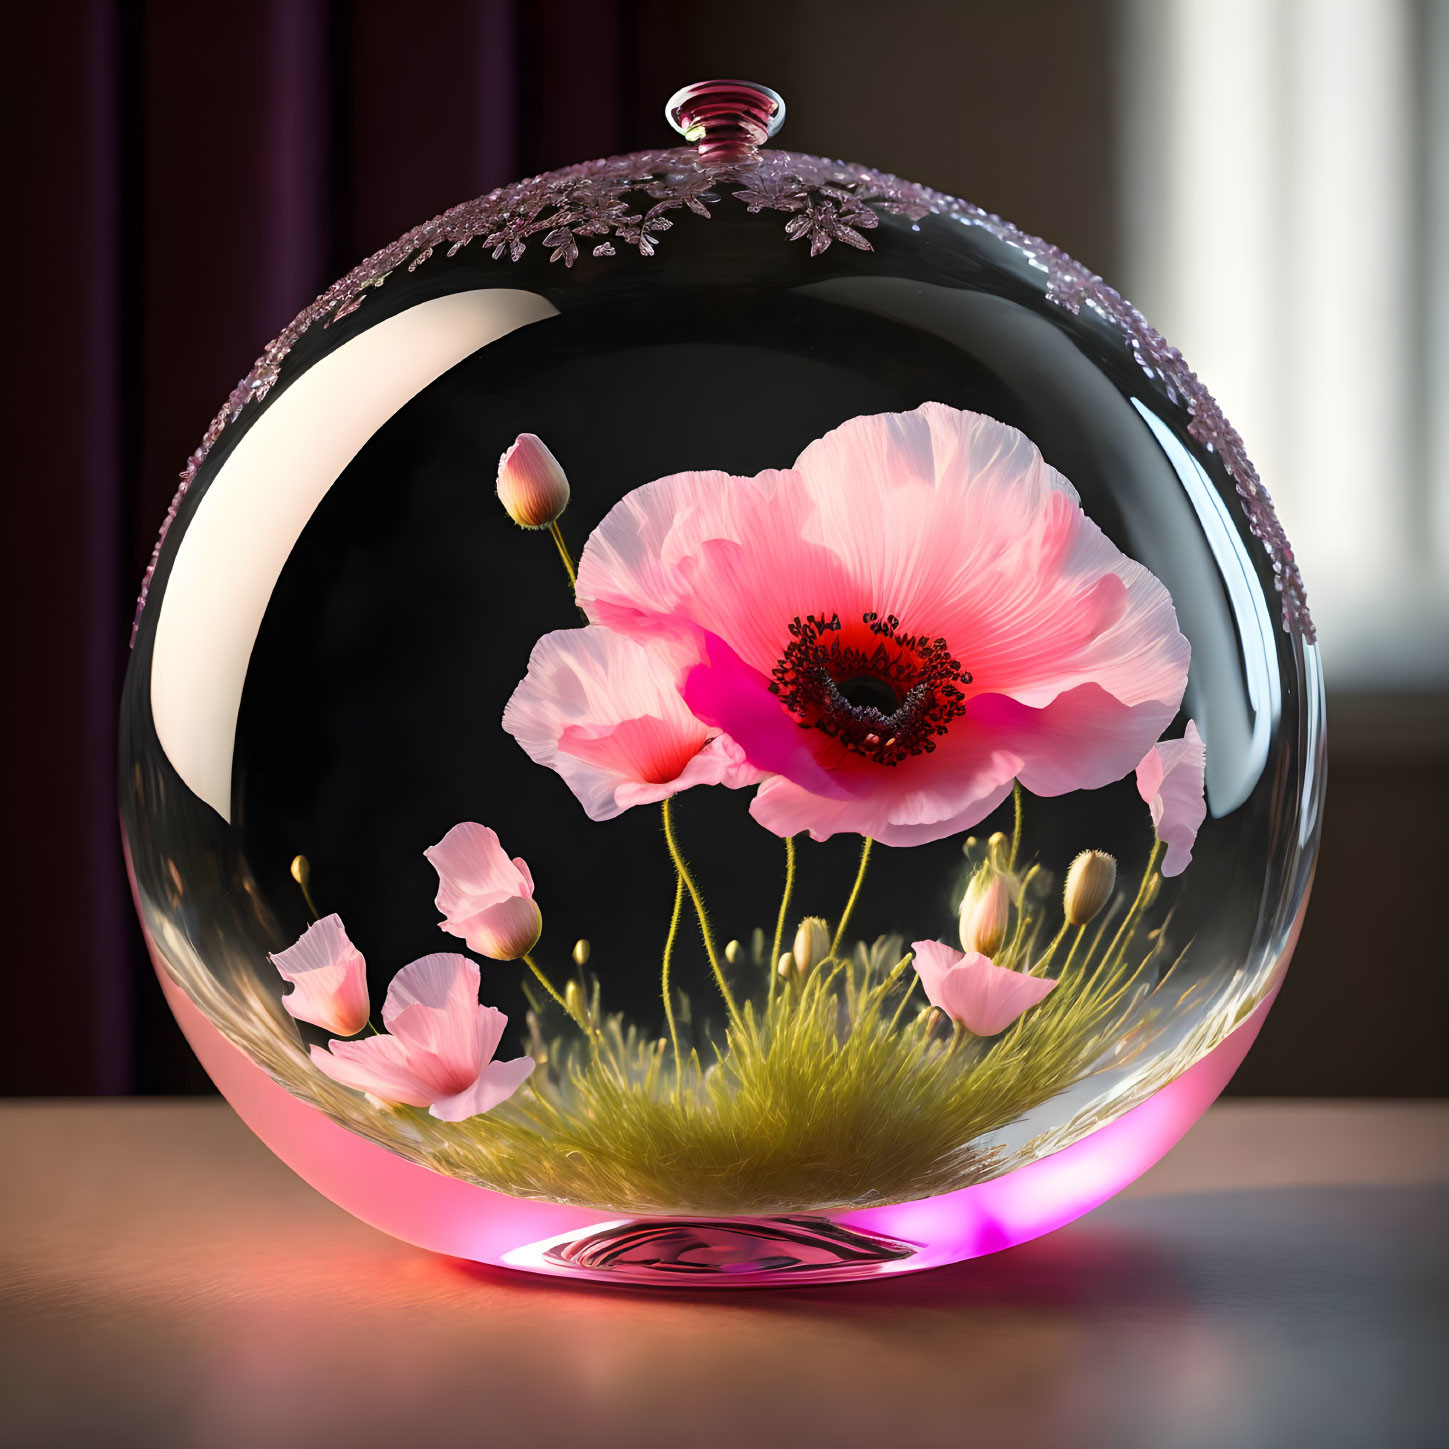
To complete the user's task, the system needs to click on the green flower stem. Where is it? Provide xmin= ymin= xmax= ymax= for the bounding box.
xmin=661 ymin=870 xmax=685 ymax=1097
xmin=1103 ymin=839 xmax=1166 ymax=968
xmin=548 ymin=520 xmax=577 ymax=589
xmin=521 ymin=950 xmax=587 ymax=1032
xmin=1062 ymin=923 xmax=1088 ymax=974
xmin=768 ymin=833 xmax=798 ymax=1008
xmin=1009 ymin=781 xmax=1024 ymax=872
xmin=1032 ymin=919 xmax=1073 ymax=976
xmin=661 ymin=796 xmax=742 ymax=1029
xmin=831 ymin=836 xmax=875 ymax=959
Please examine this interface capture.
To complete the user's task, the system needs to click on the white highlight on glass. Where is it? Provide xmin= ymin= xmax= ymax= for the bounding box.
xmin=150 ymin=289 xmax=559 ymax=821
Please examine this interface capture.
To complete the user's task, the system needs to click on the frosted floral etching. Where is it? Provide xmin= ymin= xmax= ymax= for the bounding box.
xmin=132 ymin=147 xmax=1312 ymax=645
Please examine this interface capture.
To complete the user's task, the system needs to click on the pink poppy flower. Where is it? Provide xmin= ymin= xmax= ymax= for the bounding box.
xmin=268 ymin=913 xmax=371 ymax=1036
xmin=1136 ymin=719 xmax=1207 ymax=877
xmin=502 ymin=625 xmax=760 ymax=820
xmin=910 ymin=939 xmax=1058 ymax=1036
xmin=310 ymin=953 xmax=534 ymax=1121
xmin=425 ymin=822 xmax=541 ymax=960
xmin=576 ymin=403 xmax=1191 ymax=846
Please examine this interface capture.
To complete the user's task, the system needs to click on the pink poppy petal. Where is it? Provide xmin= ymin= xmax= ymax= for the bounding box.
xmin=909 ymin=941 xmax=1058 ymax=1035
xmin=788 ymin=403 xmax=1011 ymax=625
xmin=442 ymin=894 xmax=542 ymax=962
xmin=505 ymin=625 xmax=743 ymax=820
xmin=425 ymin=821 xmax=531 ymax=917
xmin=559 ymin=715 xmax=708 ymax=790
xmin=380 ymin=954 xmax=484 ymax=1094
xmin=681 ymin=633 xmax=847 ymax=799
xmin=965 ymin=684 xmax=1182 ymax=798
xmin=909 ymin=939 xmax=967 ymax=1008
xmin=577 ymin=467 xmax=844 ymax=670
xmin=512 ymin=856 xmax=535 ymax=897
xmin=1137 ymin=719 xmax=1207 ymax=876
xmin=611 ymin=734 xmax=762 ymax=811
xmin=575 ymin=469 xmax=745 ymax=642
xmin=954 ymin=959 xmax=1058 ymax=1036
xmin=269 ymin=913 xmax=371 ymax=1036
xmin=309 ymin=1036 xmax=431 ymax=1107
xmin=748 ymin=728 xmax=1019 ymax=845
xmin=472 ymin=1003 xmax=508 ymax=1067
xmin=430 ymin=1054 xmax=536 ymax=1122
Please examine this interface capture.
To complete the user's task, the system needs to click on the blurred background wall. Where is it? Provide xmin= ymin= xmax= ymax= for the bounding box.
xmin=4 ymin=0 xmax=1446 ymax=1095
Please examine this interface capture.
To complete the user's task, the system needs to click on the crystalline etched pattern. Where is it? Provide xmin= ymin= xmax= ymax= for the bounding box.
xmin=130 ymin=148 xmax=1310 ymax=644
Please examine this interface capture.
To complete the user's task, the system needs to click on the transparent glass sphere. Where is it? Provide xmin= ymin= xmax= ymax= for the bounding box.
xmin=119 ymin=110 xmax=1324 ymax=1286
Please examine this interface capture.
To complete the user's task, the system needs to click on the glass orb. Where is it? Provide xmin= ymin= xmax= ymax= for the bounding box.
xmin=119 ymin=90 xmax=1323 ymax=1287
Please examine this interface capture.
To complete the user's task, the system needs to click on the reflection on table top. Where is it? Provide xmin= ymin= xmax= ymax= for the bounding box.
xmin=3 ymin=1100 xmax=1446 ymax=1449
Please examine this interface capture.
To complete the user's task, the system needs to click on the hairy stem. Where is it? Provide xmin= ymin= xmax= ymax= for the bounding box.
xmin=661 ymin=870 xmax=685 ymax=1096
xmin=1104 ymin=839 xmax=1166 ymax=967
xmin=1032 ymin=920 xmax=1073 ymax=976
xmin=1062 ymin=923 xmax=1088 ymax=974
xmin=769 ymin=833 xmax=798 ymax=1008
xmin=1009 ymin=781 xmax=1024 ymax=872
xmin=522 ymin=951 xmax=587 ymax=1032
xmin=831 ymin=836 xmax=875 ymax=959
xmin=661 ymin=797 xmax=741 ymax=1028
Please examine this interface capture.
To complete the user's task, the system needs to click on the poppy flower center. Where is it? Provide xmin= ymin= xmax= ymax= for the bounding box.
xmin=770 ymin=612 xmax=971 ymax=765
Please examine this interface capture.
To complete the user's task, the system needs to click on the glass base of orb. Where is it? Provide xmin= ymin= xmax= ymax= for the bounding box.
xmin=519 ymin=1216 xmax=915 ymax=1285
xmin=151 ymin=950 xmax=1282 ymax=1289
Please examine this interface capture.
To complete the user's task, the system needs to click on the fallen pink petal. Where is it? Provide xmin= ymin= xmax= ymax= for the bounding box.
xmin=268 ymin=913 xmax=371 ymax=1036
xmin=425 ymin=822 xmax=542 ymax=960
xmin=910 ymin=939 xmax=1058 ymax=1036
xmin=502 ymin=625 xmax=760 ymax=820
xmin=1136 ymin=719 xmax=1207 ymax=877
xmin=310 ymin=953 xmax=533 ymax=1120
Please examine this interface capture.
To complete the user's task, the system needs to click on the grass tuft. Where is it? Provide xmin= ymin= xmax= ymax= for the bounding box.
xmin=157 ymin=838 xmax=1268 ymax=1217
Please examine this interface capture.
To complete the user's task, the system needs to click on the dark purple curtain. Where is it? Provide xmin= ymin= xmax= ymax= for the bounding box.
xmin=3 ymin=0 xmax=686 ymax=1093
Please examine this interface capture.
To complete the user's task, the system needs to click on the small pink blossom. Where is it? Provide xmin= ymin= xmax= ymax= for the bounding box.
xmin=575 ymin=403 xmax=1191 ymax=846
xmin=910 ymin=939 xmax=1058 ymax=1036
xmin=1136 ymin=719 xmax=1207 ymax=877
xmin=268 ymin=914 xmax=371 ymax=1036
xmin=496 ymin=432 xmax=570 ymax=528
xmin=502 ymin=625 xmax=760 ymax=820
xmin=310 ymin=953 xmax=534 ymax=1120
xmin=425 ymin=823 xmax=541 ymax=960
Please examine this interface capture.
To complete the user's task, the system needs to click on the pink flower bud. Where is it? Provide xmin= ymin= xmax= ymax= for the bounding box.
xmin=959 ymin=871 xmax=1011 ymax=957
xmin=496 ymin=432 xmax=570 ymax=528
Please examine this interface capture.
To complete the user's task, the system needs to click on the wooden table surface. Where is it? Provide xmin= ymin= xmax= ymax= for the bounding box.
xmin=3 ymin=1100 xmax=1447 ymax=1449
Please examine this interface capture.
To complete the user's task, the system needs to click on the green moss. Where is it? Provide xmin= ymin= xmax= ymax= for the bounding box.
xmin=417 ymin=907 xmax=1178 ymax=1215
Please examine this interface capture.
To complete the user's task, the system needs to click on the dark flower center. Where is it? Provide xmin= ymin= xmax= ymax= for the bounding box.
xmin=770 ymin=612 xmax=971 ymax=766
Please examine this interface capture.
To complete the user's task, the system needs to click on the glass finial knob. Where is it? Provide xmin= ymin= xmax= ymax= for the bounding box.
xmin=665 ymin=79 xmax=785 ymax=161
